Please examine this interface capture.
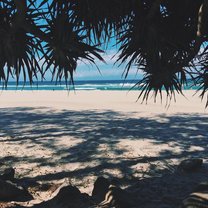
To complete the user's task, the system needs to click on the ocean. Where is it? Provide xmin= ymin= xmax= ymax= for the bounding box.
xmin=1 ymin=80 xmax=199 ymax=91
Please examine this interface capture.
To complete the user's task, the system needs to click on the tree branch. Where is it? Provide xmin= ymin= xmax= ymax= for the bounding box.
xmin=13 ymin=0 xmax=51 ymax=44
xmin=182 ymin=0 xmax=208 ymax=66
xmin=147 ymin=0 xmax=161 ymax=20
xmin=13 ymin=0 xmax=27 ymax=26
xmin=193 ymin=2 xmax=207 ymax=55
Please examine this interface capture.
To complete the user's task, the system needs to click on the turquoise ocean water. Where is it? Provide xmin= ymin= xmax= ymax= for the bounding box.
xmin=2 ymin=80 xmax=199 ymax=91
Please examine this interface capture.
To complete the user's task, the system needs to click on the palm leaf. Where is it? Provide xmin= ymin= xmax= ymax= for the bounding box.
xmin=0 ymin=2 xmax=42 ymax=86
xmin=41 ymin=11 xmax=104 ymax=85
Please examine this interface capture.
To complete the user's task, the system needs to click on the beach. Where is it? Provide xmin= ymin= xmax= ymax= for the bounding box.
xmin=0 ymin=90 xmax=207 ymax=205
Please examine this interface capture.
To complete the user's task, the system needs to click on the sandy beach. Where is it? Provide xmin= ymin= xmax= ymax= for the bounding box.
xmin=0 ymin=90 xmax=207 ymax=205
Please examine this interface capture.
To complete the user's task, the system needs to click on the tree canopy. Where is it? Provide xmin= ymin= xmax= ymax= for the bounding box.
xmin=0 ymin=0 xmax=208 ymax=105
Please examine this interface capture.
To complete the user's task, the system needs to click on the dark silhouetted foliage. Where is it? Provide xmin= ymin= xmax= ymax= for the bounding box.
xmin=0 ymin=0 xmax=208 ymax=105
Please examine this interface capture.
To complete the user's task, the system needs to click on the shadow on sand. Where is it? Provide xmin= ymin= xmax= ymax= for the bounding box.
xmin=0 ymin=107 xmax=207 ymax=207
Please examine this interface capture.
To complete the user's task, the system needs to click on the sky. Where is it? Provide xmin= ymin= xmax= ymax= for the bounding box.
xmin=74 ymin=45 xmax=142 ymax=81
xmin=8 ymin=0 xmax=143 ymax=82
xmin=32 ymin=39 xmax=142 ymax=82
xmin=38 ymin=0 xmax=143 ymax=81
xmin=39 ymin=42 xmax=142 ymax=82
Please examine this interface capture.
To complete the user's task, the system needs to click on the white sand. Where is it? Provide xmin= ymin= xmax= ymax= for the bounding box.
xmin=0 ymin=90 xmax=207 ymax=199
xmin=0 ymin=90 xmax=207 ymax=113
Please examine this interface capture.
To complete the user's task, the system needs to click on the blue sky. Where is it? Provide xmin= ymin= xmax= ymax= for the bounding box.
xmin=38 ymin=0 xmax=142 ymax=81
xmin=34 ymin=39 xmax=142 ymax=82
xmin=9 ymin=0 xmax=143 ymax=82
xmin=40 ymin=43 xmax=142 ymax=81
xmin=74 ymin=45 xmax=142 ymax=81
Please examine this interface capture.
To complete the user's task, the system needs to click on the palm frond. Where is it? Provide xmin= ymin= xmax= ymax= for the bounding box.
xmin=193 ymin=46 xmax=208 ymax=107
xmin=41 ymin=11 xmax=104 ymax=85
xmin=116 ymin=0 xmax=203 ymax=102
xmin=0 ymin=1 xmax=42 ymax=86
xmin=0 ymin=0 xmax=208 ymax=105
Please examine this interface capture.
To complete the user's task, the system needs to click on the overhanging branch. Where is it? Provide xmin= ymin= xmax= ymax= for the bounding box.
xmin=186 ymin=0 xmax=208 ymax=64
xmin=13 ymin=0 xmax=51 ymax=44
